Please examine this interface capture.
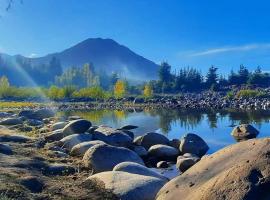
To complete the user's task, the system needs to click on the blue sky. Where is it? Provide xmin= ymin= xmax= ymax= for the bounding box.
xmin=1 ymin=0 xmax=270 ymax=74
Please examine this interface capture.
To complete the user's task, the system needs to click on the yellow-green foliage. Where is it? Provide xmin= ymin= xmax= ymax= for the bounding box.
xmin=143 ymin=84 xmax=153 ymax=98
xmin=236 ymin=89 xmax=266 ymax=98
xmin=0 ymin=76 xmax=10 ymax=98
xmin=47 ymin=85 xmax=76 ymax=99
xmin=114 ymin=80 xmax=127 ymax=98
xmin=226 ymin=91 xmax=234 ymax=99
xmin=72 ymin=86 xmax=109 ymax=99
xmin=0 ymin=101 xmax=39 ymax=108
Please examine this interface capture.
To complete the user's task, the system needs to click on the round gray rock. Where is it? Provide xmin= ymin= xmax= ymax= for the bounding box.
xmin=87 ymin=171 xmax=167 ymax=200
xmin=148 ymin=144 xmax=179 ymax=160
xmin=44 ymin=129 xmax=64 ymax=142
xmin=231 ymin=124 xmax=259 ymax=141
xmin=51 ymin=122 xmax=68 ymax=131
xmin=83 ymin=144 xmax=144 ymax=173
xmin=179 ymin=133 xmax=209 ymax=157
xmin=113 ymin=161 xmax=168 ymax=181
xmin=176 ymin=156 xmax=199 ymax=172
xmin=93 ymin=126 xmax=132 ymax=147
xmin=134 ymin=132 xmax=170 ymax=150
xmin=0 ymin=118 xmax=23 ymax=126
xmin=0 ymin=143 xmax=13 ymax=155
xmin=70 ymin=140 xmax=106 ymax=156
xmin=59 ymin=133 xmax=93 ymax=151
xmin=63 ymin=119 xmax=92 ymax=136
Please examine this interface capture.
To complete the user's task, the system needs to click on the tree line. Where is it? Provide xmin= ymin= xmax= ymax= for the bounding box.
xmin=150 ymin=62 xmax=270 ymax=93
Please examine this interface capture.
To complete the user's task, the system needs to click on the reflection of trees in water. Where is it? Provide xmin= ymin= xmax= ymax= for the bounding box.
xmin=224 ymin=109 xmax=270 ymax=128
xmin=146 ymin=108 xmax=270 ymax=134
xmin=59 ymin=109 xmax=128 ymax=125
xmin=205 ymin=111 xmax=218 ymax=129
xmin=59 ymin=108 xmax=270 ymax=134
xmin=145 ymin=109 xmax=204 ymax=134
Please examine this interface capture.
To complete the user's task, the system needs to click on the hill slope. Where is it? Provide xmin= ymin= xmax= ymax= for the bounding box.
xmin=0 ymin=38 xmax=158 ymax=86
xmin=33 ymin=38 xmax=158 ymax=80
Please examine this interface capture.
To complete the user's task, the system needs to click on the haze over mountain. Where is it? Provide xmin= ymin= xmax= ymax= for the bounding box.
xmin=0 ymin=38 xmax=158 ymax=86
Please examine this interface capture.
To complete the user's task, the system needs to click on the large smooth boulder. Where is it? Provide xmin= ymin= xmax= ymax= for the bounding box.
xmin=148 ymin=144 xmax=179 ymax=160
xmin=231 ymin=124 xmax=259 ymax=141
xmin=179 ymin=133 xmax=209 ymax=157
xmin=0 ymin=118 xmax=23 ymax=126
xmin=62 ymin=119 xmax=92 ymax=136
xmin=44 ymin=129 xmax=64 ymax=142
xmin=70 ymin=140 xmax=106 ymax=156
xmin=19 ymin=176 xmax=44 ymax=193
xmin=0 ymin=112 xmax=13 ymax=118
xmin=113 ymin=162 xmax=168 ymax=181
xmin=129 ymin=145 xmax=148 ymax=157
xmin=18 ymin=110 xmax=35 ymax=118
xmin=156 ymin=138 xmax=270 ymax=200
xmin=19 ymin=109 xmax=55 ymax=120
xmin=93 ymin=126 xmax=133 ymax=147
xmin=86 ymin=171 xmax=167 ymax=200
xmin=26 ymin=119 xmax=43 ymax=127
xmin=0 ymin=134 xmax=32 ymax=143
xmin=51 ymin=122 xmax=67 ymax=131
xmin=0 ymin=143 xmax=13 ymax=155
xmin=32 ymin=109 xmax=55 ymax=120
xmin=134 ymin=132 xmax=170 ymax=150
xmin=59 ymin=133 xmax=93 ymax=151
xmin=83 ymin=144 xmax=144 ymax=173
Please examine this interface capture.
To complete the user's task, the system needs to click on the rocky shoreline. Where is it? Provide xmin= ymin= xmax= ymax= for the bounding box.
xmin=0 ymin=108 xmax=269 ymax=199
xmin=2 ymin=90 xmax=270 ymax=111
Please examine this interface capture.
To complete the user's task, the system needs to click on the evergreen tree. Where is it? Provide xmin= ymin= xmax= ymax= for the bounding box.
xmin=205 ymin=65 xmax=218 ymax=88
xmin=158 ymin=62 xmax=172 ymax=85
xmin=238 ymin=64 xmax=250 ymax=84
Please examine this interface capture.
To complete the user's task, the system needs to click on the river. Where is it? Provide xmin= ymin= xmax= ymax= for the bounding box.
xmin=59 ymin=108 xmax=270 ymax=153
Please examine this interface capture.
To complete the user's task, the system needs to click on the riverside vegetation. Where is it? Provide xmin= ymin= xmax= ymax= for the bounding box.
xmin=0 ymin=63 xmax=270 ymax=101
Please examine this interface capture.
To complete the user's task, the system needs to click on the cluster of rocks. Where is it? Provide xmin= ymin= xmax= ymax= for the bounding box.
xmin=0 ymin=108 xmax=211 ymax=199
xmin=55 ymin=91 xmax=270 ymax=111
xmin=0 ymin=108 xmax=266 ymax=200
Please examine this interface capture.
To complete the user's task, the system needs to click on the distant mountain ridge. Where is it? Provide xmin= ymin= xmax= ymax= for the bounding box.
xmin=0 ymin=38 xmax=158 ymax=86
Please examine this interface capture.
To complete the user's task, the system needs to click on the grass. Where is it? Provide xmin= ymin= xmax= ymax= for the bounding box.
xmin=0 ymin=101 xmax=39 ymax=109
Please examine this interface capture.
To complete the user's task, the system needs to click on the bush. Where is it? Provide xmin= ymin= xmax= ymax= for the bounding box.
xmin=226 ymin=91 xmax=234 ymax=99
xmin=72 ymin=86 xmax=109 ymax=100
xmin=236 ymin=89 xmax=266 ymax=98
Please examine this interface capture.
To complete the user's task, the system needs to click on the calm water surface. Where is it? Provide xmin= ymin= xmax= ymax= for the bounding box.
xmin=59 ymin=108 xmax=270 ymax=154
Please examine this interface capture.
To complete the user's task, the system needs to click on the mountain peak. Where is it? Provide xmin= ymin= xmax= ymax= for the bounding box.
xmin=0 ymin=38 xmax=158 ymax=84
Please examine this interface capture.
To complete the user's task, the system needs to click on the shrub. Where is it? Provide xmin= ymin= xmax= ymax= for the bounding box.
xmin=226 ymin=91 xmax=234 ymax=99
xmin=236 ymin=89 xmax=266 ymax=98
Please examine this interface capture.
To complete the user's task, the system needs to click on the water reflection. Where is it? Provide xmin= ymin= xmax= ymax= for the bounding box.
xmin=59 ymin=108 xmax=270 ymax=152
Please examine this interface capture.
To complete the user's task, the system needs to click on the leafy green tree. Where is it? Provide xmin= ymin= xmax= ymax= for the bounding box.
xmin=0 ymin=76 xmax=10 ymax=98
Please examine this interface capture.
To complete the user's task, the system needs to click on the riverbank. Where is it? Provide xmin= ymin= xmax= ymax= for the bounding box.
xmin=1 ymin=90 xmax=270 ymax=111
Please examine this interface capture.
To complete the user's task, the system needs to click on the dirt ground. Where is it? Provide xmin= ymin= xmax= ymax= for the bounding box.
xmin=0 ymin=127 xmax=119 ymax=200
